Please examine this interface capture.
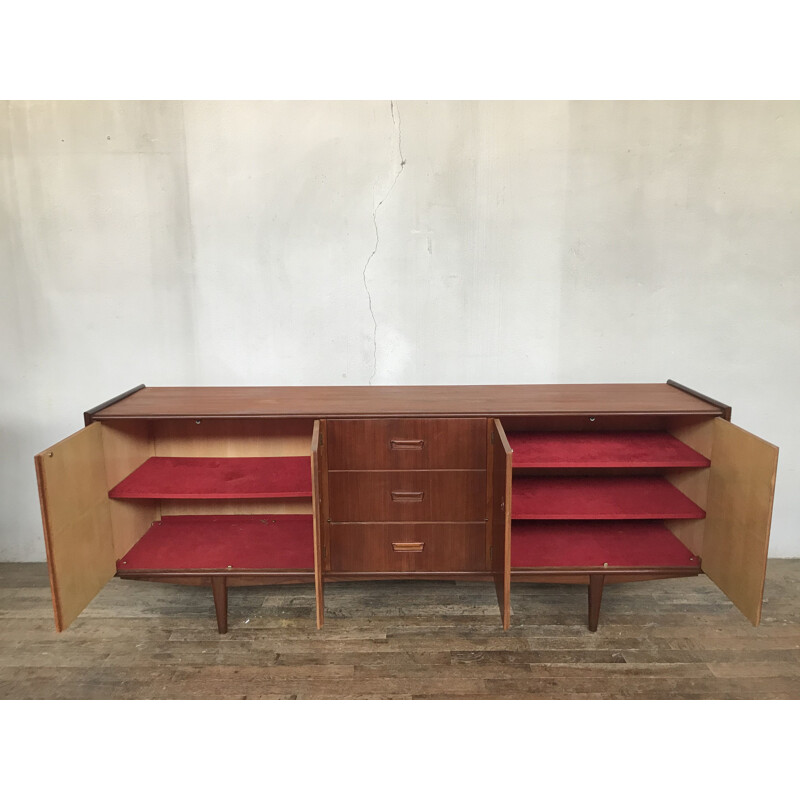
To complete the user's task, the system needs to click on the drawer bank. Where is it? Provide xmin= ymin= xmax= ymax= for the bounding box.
xmin=34 ymin=382 xmax=778 ymax=634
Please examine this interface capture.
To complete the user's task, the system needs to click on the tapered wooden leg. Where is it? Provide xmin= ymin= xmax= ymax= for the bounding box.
xmin=588 ymin=574 xmax=605 ymax=632
xmin=211 ymin=576 xmax=228 ymax=634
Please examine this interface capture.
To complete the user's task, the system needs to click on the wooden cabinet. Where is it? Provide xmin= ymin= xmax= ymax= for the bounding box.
xmin=34 ymin=382 xmax=778 ymax=634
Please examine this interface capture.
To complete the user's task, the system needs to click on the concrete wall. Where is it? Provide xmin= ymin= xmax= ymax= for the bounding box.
xmin=1 ymin=100 xmax=798 ymax=559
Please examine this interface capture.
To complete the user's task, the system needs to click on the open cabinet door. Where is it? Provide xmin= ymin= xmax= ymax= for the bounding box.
xmin=703 ymin=418 xmax=778 ymax=625
xmin=34 ymin=423 xmax=117 ymax=631
xmin=311 ymin=420 xmax=325 ymax=629
xmin=489 ymin=419 xmax=512 ymax=630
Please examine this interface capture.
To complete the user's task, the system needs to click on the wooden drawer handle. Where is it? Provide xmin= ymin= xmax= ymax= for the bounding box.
xmin=391 ymin=490 xmax=424 ymax=502
xmin=392 ymin=541 xmax=425 ymax=553
xmin=390 ymin=438 xmax=425 ymax=450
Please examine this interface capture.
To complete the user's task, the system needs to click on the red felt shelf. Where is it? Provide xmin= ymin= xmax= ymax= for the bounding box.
xmin=511 ymin=520 xmax=698 ymax=569
xmin=507 ymin=430 xmax=710 ymax=469
xmin=511 ymin=476 xmax=706 ymax=520
xmin=108 ymin=456 xmax=312 ymax=499
xmin=116 ymin=514 xmax=314 ymax=571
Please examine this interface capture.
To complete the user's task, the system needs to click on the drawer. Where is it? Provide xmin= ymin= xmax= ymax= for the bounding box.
xmin=328 ymin=470 xmax=486 ymax=522
xmin=328 ymin=523 xmax=487 ymax=573
xmin=326 ymin=417 xmax=486 ymax=470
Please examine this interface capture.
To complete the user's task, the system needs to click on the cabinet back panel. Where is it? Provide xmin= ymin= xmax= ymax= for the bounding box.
xmin=498 ymin=414 xmax=717 ymax=432
xmin=152 ymin=419 xmax=314 ymax=457
xmin=160 ymin=498 xmax=313 ymax=516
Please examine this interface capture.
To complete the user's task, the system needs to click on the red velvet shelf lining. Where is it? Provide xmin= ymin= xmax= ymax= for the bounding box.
xmin=511 ymin=476 xmax=706 ymax=520
xmin=507 ymin=431 xmax=710 ymax=469
xmin=116 ymin=515 xmax=314 ymax=571
xmin=511 ymin=521 xmax=698 ymax=569
xmin=108 ymin=456 xmax=312 ymax=499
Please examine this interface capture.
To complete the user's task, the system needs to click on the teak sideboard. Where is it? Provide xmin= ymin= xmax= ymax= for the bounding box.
xmin=34 ymin=382 xmax=778 ymax=634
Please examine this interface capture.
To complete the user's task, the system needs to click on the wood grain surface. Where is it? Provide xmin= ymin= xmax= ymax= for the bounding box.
xmin=90 ymin=384 xmax=723 ymax=420
xmin=327 ymin=523 xmax=487 ymax=573
xmin=100 ymin=421 xmax=157 ymax=559
xmin=2 ymin=561 xmax=798 ymax=699
xmin=326 ymin=417 xmax=486 ymax=469
xmin=664 ymin=420 xmax=714 ymax=557
xmin=328 ymin=470 xmax=486 ymax=522
xmin=34 ymin=423 xmax=117 ymax=631
xmin=702 ymin=418 xmax=778 ymax=624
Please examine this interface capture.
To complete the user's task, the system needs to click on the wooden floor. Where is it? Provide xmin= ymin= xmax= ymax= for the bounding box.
xmin=1 ymin=561 xmax=799 ymax=699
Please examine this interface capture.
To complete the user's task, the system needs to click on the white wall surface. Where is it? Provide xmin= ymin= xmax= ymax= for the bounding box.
xmin=1 ymin=100 xmax=798 ymax=559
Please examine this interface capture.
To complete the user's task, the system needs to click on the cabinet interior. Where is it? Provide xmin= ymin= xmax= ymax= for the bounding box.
xmin=499 ymin=415 xmax=717 ymax=578
xmin=100 ymin=418 xmax=317 ymax=576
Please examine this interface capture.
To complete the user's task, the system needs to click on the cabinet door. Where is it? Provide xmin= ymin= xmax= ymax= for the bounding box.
xmin=489 ymin=419 xmax=512 ymax=630
xmin=34 ymin=423 xmax=116 ymax=631
xmin=703 ymin=418 xmax=779 ymax=625
xmin=311 ymin=420 xmax=325 ymax=629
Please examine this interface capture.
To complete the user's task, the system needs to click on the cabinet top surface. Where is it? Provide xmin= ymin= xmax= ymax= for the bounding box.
xmin=91 ymin=384 xmax=723 ymax=420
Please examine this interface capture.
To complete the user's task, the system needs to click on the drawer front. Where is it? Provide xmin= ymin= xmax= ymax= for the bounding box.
xmin=326 ymin=417 xmax=486 ymax=470
xmin=328 ymin=470 xmax=486 ymax=522
xmin=329 ymin=523 xmax=487 ymax=573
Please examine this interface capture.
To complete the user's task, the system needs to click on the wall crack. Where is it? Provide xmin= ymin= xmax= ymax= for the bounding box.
xmin=363 ymin=100 xmax=406 ymax=384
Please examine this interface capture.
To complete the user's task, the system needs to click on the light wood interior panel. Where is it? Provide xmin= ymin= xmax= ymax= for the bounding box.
xmin=498 ymin=414 xmax=714 ymax=433
xmin=159 ymin=499 xmax=313 ymax=516
xmin=152 ymin=418 xmax=314 ymax=457
xmin=665 ymin=420 xmax=715 ymax=556
xmin=35 ymin=423 xmax=116 ymax=631
xmin=702 ymin=418 xmax=778 ymax=625
xmin=101 ymin=420 xmax=157 ymax=558
xmin=490 ymin=419 xmax=511 ymax=630
xmin=669 ymin=420 xmax=715 ymax=459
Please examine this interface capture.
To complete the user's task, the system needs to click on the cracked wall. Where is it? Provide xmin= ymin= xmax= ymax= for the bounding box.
xmin=1 ymin=100 xmax=800 ymax=558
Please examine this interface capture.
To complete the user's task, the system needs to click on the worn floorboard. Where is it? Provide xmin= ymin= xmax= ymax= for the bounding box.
xmin=1 ymin=560 xmax=799 ymax=699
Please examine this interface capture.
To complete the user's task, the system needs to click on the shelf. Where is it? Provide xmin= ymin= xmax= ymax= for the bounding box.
xmin=511 ymin=521 xmax=698 ymax=569
xmin=108 ymin=456 xmax=312 ymax=499
xmin=507 ymin=431 xmax=710 ymax=469
xmin=116 ymin=515 xmax=314 ymax=572
xmin=511 ymin=476 xmax=706 ymax=520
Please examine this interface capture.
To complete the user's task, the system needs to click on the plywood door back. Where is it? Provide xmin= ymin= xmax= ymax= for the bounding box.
xmin=35 ymin=423 xmax=116 ymax=631
xmin=703 ymin=418 xmax=778 ymax=625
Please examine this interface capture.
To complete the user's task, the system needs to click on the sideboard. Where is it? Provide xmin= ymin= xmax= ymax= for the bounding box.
xmin=34 ymin=382 xmax=778 ymax=633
